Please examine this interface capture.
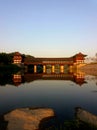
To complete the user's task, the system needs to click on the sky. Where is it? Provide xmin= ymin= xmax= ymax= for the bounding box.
xmin=0 ymin=0 xmax=97 ymax=57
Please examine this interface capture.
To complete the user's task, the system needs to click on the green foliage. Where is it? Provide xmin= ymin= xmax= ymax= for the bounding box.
xmin=0 ymin=52 xmax=13 ymax=65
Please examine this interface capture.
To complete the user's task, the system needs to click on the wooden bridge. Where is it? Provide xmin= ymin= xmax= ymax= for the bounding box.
xmin=13 ymin=52 xmax=87 ymax=73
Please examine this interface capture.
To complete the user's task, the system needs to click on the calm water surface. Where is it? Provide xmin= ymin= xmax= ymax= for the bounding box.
xmin=0 ymin=71 xmax=97 ymax=125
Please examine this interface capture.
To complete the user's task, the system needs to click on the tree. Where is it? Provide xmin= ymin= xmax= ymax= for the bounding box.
xmin=0 ymin=53 xmax=13 ymax=65
xmin=95 ymin=53 xmax=97 ymax=61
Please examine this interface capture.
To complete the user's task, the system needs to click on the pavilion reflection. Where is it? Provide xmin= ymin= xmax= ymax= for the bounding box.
xmin=12 ymin=71 xmax=86 ymax=87
xmin=73 ymin=71 xmax=86 ymax=86
xmin=13 ymin=74 xmax=23 ymax=86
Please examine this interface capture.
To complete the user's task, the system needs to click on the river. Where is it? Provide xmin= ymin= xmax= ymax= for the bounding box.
xmin=0 ymin=70 xmax=97 ymax=129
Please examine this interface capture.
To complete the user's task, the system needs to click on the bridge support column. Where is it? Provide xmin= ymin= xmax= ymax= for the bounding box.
xmin=52 ymin=65 xmax=55 ymax=73
xmin=69 ymin=65 xmax=73 ymax=73
xmin=34 ymin=65 xmax=37 ymax=73
xmin=43 ymin=65 xmax=46 ymax=73
xmin=60 ymin=65 xmax=64 ymax=73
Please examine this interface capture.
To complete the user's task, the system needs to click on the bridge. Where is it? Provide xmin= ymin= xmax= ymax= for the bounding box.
xmin=13 ymin=52 xmax=87 ymax=73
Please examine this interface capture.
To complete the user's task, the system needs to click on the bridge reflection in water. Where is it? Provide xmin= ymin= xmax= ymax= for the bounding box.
xmin=13 ymin=69 xmax=86 ymax=86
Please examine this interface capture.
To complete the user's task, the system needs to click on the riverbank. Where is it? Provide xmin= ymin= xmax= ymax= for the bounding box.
xmin=79 ymin=63 xmax=97 ymax=76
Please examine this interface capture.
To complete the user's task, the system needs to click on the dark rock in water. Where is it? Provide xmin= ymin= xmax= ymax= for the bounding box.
xmin=75 ymin=107 xmax=97 ymax=127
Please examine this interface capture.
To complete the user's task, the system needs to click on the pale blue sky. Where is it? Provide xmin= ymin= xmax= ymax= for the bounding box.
xmin=0 ymin=0 xmax=97 ymax=57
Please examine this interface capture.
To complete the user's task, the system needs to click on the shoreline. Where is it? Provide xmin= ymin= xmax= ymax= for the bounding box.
xmin=79 ymin=63 xmax=97 ymax=76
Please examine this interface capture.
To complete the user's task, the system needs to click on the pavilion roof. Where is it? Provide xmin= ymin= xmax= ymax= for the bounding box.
xmin=24 ymin=57 xmax=73 ymax=63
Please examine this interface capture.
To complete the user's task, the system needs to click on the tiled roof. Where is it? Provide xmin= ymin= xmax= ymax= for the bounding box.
xmin=73 ymin=52 xmax=87 ymax=57
xmin=24 ymin=57 xmax=73 ymax=63
xmin=14 ymin=52 xmax=21 ymax=56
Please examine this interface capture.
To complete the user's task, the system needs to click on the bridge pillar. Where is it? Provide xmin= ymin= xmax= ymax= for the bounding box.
xmin=60 ymin=65 xmax=64 ymax=73
xmin=34 ymin=65 xmax=37 ymax=73
xmin=52 ymin=65 xmax=55 ymax=73
xmin=43 ymin=65 xmax=46 ymax=73
xmin=69 ymin=65 xmax=73 ymax=73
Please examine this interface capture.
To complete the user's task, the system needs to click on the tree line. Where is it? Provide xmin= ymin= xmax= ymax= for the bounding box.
xmin=0 ymin=52 xmax=14 ymax=65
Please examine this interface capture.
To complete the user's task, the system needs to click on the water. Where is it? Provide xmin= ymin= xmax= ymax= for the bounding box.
xmin=0 ymin=71 xmax=97 ymax=129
